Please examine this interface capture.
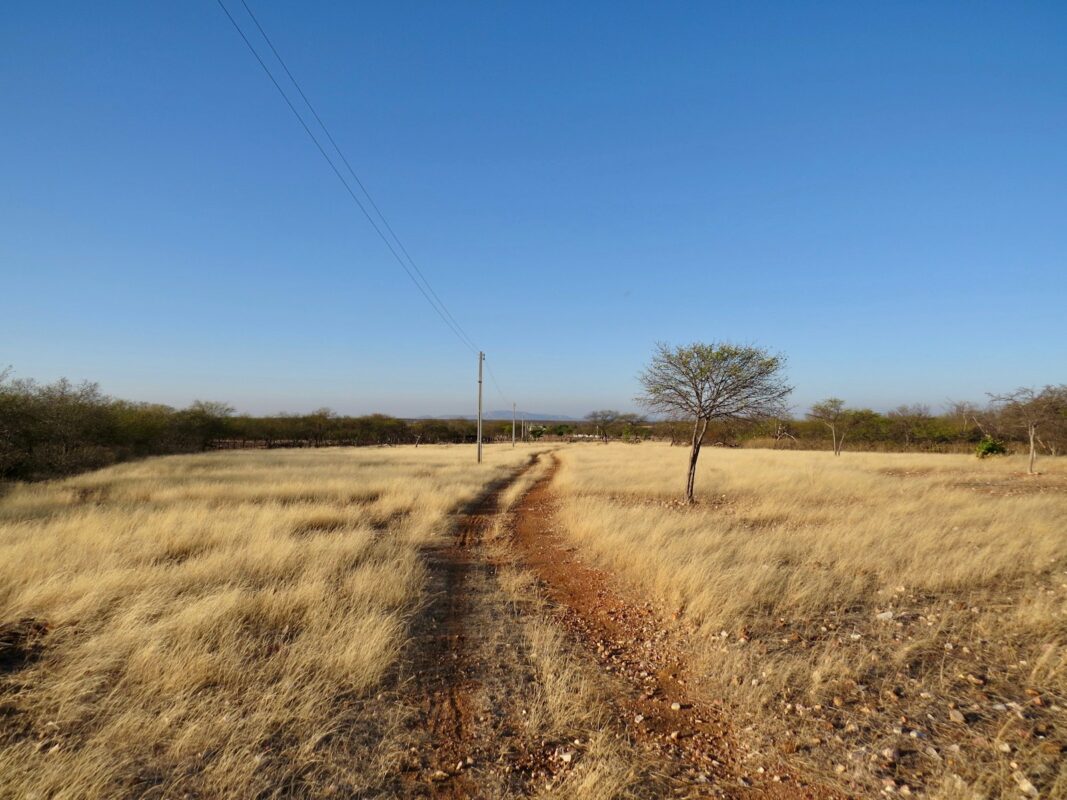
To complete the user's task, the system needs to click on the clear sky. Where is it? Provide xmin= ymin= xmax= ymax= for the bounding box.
xmin=3 ymin=1 xmax=1065 ymax=418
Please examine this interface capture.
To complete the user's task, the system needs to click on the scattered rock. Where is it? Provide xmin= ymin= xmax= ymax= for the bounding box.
xmin=948 ymin=709 xmax=966 ymax=724
xmin=1012 ymin=771 xmax=1038 ymax=798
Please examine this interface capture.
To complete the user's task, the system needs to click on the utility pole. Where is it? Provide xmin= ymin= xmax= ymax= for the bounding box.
xmin=512 ymin=402 xmax=516 ymax=448
xmin=476 ymin=351 xmax=484 ymax=463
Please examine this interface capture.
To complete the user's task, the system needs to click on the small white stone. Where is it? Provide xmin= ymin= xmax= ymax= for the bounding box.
xmin=1013 ymin=771 xmax=1039 ymax=798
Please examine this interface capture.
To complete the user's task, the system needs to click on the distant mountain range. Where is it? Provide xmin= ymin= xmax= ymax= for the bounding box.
xmin=415 ymin=411 xmax=578 ymax=422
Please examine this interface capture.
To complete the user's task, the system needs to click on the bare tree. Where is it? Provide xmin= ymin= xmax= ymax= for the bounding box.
xmin=637 ymin=342 xmax=791 ymax=503
xmin=807 ymin=398 xmax=849 ymax=455
xmin=771 ymin=417 xmax=798 ymax=448
xmin=946 ymin=399 xmax=983 ymax=438
xmin=887 ymin=403 xmax=931 ymax=448
xmin=1035 ymin=386 xmax=1067 ymax=456
xmin=988 ymin=386 xmax=1064 ymax=474
xmin=585 ymin=409 xmax=620 ymax=442
xmin=661 ymin=416 xmax=690 ymax=446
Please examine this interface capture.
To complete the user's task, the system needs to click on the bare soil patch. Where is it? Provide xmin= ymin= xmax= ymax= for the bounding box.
xmin=880 ymin=464 xmax=1067 ymax=495
xmin=397 ymin=469 xmax=526 ymax=798
xmin=952 ymin=474 xmax=1067 ymax=496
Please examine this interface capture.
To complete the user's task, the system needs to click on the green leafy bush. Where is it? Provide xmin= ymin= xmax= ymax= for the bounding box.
xmin=975 ymin=436 xmax=1007 ymax=458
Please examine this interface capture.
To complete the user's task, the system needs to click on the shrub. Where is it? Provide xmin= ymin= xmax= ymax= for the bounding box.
xmin=975 ymin=436 xmax=1007 ymax=458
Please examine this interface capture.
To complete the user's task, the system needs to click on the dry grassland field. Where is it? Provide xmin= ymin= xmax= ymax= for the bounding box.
xmin=552 ymin=445 xmax=1067 ymax=798
xmin=1 ymin=442 xmax=1064 ymax=799
xmin=0 ymin=446 xmax=547 ymax=798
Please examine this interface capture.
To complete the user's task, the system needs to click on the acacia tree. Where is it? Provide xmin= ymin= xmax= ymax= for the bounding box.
xmin=637 ymin=342 xmax=791 ymax=503
xmin=988 ymin=386 xmax=1064 ymax=474
xmin=808 ymin=398 xmax=849 ymax=455
xmin=585 ymin=409 xmax=620 ymax=442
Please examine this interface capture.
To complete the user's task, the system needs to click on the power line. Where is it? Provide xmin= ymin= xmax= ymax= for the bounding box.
xmin=215 ymin=0 xmax=477 ymax=354
xmin=217 ymin=1 xmax=520 ymax=413
xmin=485 ymin=361 xmax=510 ymax=406
xmin=234 ymin=0 xmax=480 ymax=355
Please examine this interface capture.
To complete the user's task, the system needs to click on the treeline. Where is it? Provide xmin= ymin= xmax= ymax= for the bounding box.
xmin=646 ymin=390 xmax=1067 ymax=457
xmin=4 ymin=370 xmax=1064 ymax=482
xmin=0 ymin=375 xmax=231 ymax=481
xmin=0 ymin=372 xmax=515 ymax=482
xmin=219 ymin=412 xmax=516 ymax=449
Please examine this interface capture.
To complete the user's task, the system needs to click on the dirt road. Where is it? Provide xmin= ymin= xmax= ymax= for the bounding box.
xmin=397 ymin=453 xmax=843 ymax=799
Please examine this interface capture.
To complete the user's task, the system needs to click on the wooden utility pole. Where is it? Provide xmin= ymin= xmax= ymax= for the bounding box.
xmin=476 ymin=351 xmax=484 ymax=463
xmin=512 ymin=402 xmax=516 ymax=447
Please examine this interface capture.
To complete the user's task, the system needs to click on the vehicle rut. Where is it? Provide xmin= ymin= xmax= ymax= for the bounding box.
xmin=399 ymin=458 xmax=538 ymax=798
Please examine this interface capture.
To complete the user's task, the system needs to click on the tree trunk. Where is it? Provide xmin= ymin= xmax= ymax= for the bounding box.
xmin=686 ymin=417 xmax=708 ymax=503
xmin=1028 ymin=423 xmax=1037 ymax=474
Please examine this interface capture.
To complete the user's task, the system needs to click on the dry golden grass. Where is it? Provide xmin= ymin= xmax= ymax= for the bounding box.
xmin=553 ymin=444 xmax=1067 ymax=798
xmin=5 ymin=441 xmax=1062 ymax=797
xmin=0 ymin=445 xmax=541 ymax=799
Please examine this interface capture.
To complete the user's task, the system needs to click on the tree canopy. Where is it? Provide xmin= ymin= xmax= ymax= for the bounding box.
xmin=637 ymin=342 xmax=792 ymax=501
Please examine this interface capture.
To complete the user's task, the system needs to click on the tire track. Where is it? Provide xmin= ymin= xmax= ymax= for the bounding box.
xmin=399 ymin=457 xmax=538 ymax=799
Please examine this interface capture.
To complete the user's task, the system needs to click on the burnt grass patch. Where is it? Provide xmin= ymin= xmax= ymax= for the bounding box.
xmin=0 ymin=618 xmax=50 ymax=674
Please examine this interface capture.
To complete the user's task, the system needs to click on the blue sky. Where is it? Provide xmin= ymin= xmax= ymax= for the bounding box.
xmin=3 ymin=1 xmax=1065 ymax=417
